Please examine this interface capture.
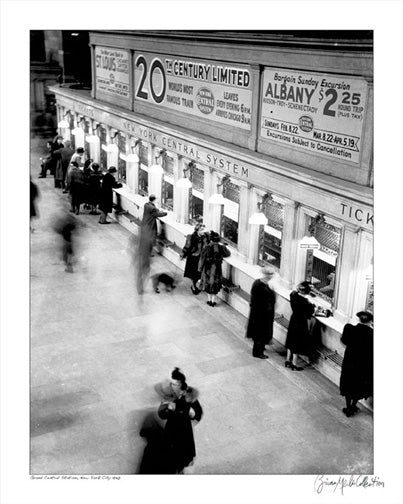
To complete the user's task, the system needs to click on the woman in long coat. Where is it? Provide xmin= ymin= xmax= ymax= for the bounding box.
xmin=339 ymin=310 xmax=373 ymax=417
xmin=98 ymin=166 xmax=122 ymax=224
xmin=198 ymin=231 xmax=230 ymax=307
xmin=180 ymin=223 xmax=207 ymax=294
xmin=285 ymin=281 xmax=315 ymax=370
xmin=157 ymin=368 xmax=203 ymax=474
xmin=246 ymin=267 xmax=276 ymax=359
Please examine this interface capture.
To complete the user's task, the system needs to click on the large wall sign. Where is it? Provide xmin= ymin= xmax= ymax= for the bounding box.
xmin=260 ymin=68 xmax=368 ymax=163
xmin=95 ymin=46 xmax=130 ymax=101
xmin=134 ymin=52 xmax=252 ymax=130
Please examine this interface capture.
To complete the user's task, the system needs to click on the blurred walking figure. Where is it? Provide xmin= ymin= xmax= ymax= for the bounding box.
xmin=53 ymin=207 xmax=78 ymax=273
xmin=98 ymin=166 xmax=122 ymax=224
xmin=30 ymin=177 xmax=40 ymax=232
xmin=285 ymin=281 xmax=315 ymax=371
xmin=180 ymin=223 xmax=207 ymax=295
xmin=88 ymin=163 xmax=102 ymax=214
xmin=53 ymin=140 xmax=74 ymax=189
xmin=49 ymin=135 xmax=64 ymax=176
xmin=340 ymin=311 xmax=373 ymax=417
xmin=140 ymin=194 xmax=167 ymax=255
xmin=246 ymin=266 xmax=276 ymax=359
xmin=138 ymin=409 xmax=173 ymax=474
xmin=157 ymin=368 xmax=203 ymax=474
xmin=68 ymin=161 xmax=85 ymax=215
xmin=198 ymin=231 xmax=230 ymax=307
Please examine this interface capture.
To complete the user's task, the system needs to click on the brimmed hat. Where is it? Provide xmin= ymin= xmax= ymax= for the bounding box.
xmin=108 ymin=166 xmax=117 ymax=173
xmin=356 ymin=311 xmax=373 ymax=323
xmin=297 ymin=281 xmax=312 ymax=294
xmin=261 ymin=266 xmax=275 ymax=277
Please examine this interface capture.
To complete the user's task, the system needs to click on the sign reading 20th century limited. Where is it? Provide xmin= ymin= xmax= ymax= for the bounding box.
xmin=134 ymin=52 xmax=253 ymax=130
xmin=260 ymin=68 xmax=368 ymax=163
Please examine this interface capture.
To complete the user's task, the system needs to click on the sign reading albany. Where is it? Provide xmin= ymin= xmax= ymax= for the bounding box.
xmin=260 ymin=68 xmax=368 ymax=163
xmin=95 ymin=46 xmax=130 ymax=100
xmin=134 ymin=52 xmax=252 ymax=130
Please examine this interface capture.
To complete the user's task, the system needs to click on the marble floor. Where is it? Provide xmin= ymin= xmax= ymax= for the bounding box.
xmin=30 ymin=139 xmax=373 ymax=475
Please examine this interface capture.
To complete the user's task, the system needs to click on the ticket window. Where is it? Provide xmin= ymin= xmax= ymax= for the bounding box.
xmin=258 ymin=199 xmax=284 ymax=269
xmin=117 ymin=133 xmax=127 ymax=183
xmin=138 ymin=143 xmax=149 ymax=196
xmin=305 ymin=217 xmax=341 ymax=304
xmin=69 ymin=115 xmax=75 ymax=150
xmin=221 ymin=181 xmax=240 ymax=246
xmin=162 ymin=154 xmax=174 ymax=211
xmin=189 ymin=166 xmax=205 ymax=224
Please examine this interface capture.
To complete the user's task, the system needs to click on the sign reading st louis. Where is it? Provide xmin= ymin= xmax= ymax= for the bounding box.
xmin=260 ymin=68 xmax=368 ymax=163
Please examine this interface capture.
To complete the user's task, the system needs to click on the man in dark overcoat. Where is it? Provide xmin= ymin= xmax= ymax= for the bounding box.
xmin=246 ymin=266 xmax=276 ymax=359
xmin=140 ymin=195 xmax=167 ymax=255
xmin=98 ymin=166 xmax=122 ymax=224
xmin=53 ymin=140 xmax=74 ymax=189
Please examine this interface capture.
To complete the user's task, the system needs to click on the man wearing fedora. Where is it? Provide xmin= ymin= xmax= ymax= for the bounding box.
xmin=98 ymin=166 xmax=122 ymax=224
xmin=246 ymin=266 xmax=277 ymax=359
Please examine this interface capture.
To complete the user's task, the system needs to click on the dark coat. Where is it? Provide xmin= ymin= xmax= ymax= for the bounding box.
xmin=246 ymin=279 xmax=276 ymax=345
xmin=141 ymin=202 xmax=167 ymax=240
xmin=285 ymin=290 xmax=315 ymax=355
xmin=88 ymin=171 xmax=103 ymax=206
xmin=53 ymin=146 xmax=74 ymax=181
xmin=99 ymin=172 xmax=122 ymax=213
xmin=199 ymin=242 xmax=231 ymax=294
xmin=138 ymin=411 xmax=174 ymax=474
xmin=69 ymin=167 xmax=85 ymax=204
xmin=30 ymin=180 xmax=39 ymax=218
xmin=339 ymin=323 xmax=373 ymax=400
xmin=181 ymin=232 xmax=208 ymax=282
xmin=158 ymin=392 xmax=203 ymax=473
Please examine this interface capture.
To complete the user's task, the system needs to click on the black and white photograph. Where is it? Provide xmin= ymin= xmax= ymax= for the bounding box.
xmin=1 ymin=2 xmax=403 ymax=504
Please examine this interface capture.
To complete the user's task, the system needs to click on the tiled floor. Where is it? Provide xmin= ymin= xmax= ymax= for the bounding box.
xmin=30 ymin=138 xmax=373 ymax=475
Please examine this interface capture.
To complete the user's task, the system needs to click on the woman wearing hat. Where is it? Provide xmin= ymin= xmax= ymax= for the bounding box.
xmin=339 ymin=311 xmax=373 ymax=417
xmin=98 ymin=166 xmax=122 ymax=224
xmin=198 ymin=231 xmax=231 ymax=306
xmin=180 ymin=223 xmax=208 ymax=294
xmin=285 ymin=281 xmax=315 ymax=370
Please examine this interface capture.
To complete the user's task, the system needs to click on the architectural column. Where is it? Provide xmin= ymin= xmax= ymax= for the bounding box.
xmin=334 ymin=223 xmax=361 ymax=321
xmin=247 ymin=188 xmax=262 ymax=265
xmin=175 ymin=176 xmax=192 ymax=224
xmin=207 ymin=170 xmax=223 ymax=232
xmin=279 ymin=199 xmax=299 ymax=288
xmin=237 ymin=182 xmax=250 ymax=257
xmin=149 ymin=146 xmax=163 ymax=203
xmin=72 ymin=114 xmax=85 ymax=149
xmin=349 ymin=229 xmax=373 ymax=319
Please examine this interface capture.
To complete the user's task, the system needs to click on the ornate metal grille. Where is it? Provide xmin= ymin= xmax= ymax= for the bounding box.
xmin=164 ymin=155 xmax=174 ymax=177
xmin=117 ymin=133 xmax=126 ymax=182
xmin=139 ymin=144 xmax=148 ymax=166
xmin=223 ymin=181 xmax=240 ymax=203
xmin=192 ymin=167 xmax=204 ymax=192
xmin=365 ymin=281 xmax=374 ymax=314
xmin=258 ymin=198 xmax=284 ymax=268
xmin=69 ymin=116 xmax=75 ymax=150
xmin=99 ymin=126 xmax=107 ymax=170
xmin=305 ymin=217 xmax=341 ymax=303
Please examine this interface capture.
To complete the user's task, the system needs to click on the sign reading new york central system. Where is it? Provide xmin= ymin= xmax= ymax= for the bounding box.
xmin=134 ymin=52 xmax=252 ymax=130
xmin=260 ymin=68 xmax=368 ymax=163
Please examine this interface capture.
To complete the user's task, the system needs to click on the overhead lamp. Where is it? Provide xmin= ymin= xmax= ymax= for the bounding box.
xmin=57 ymin=111 xmax=70 ymax=128
xmin=249 ymin=212 xmax=268 ymax=225
xmin=208 ymin=174 xmax=230 ymax=205
xmin=300 ymin=213 xmax=325 ymax=249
